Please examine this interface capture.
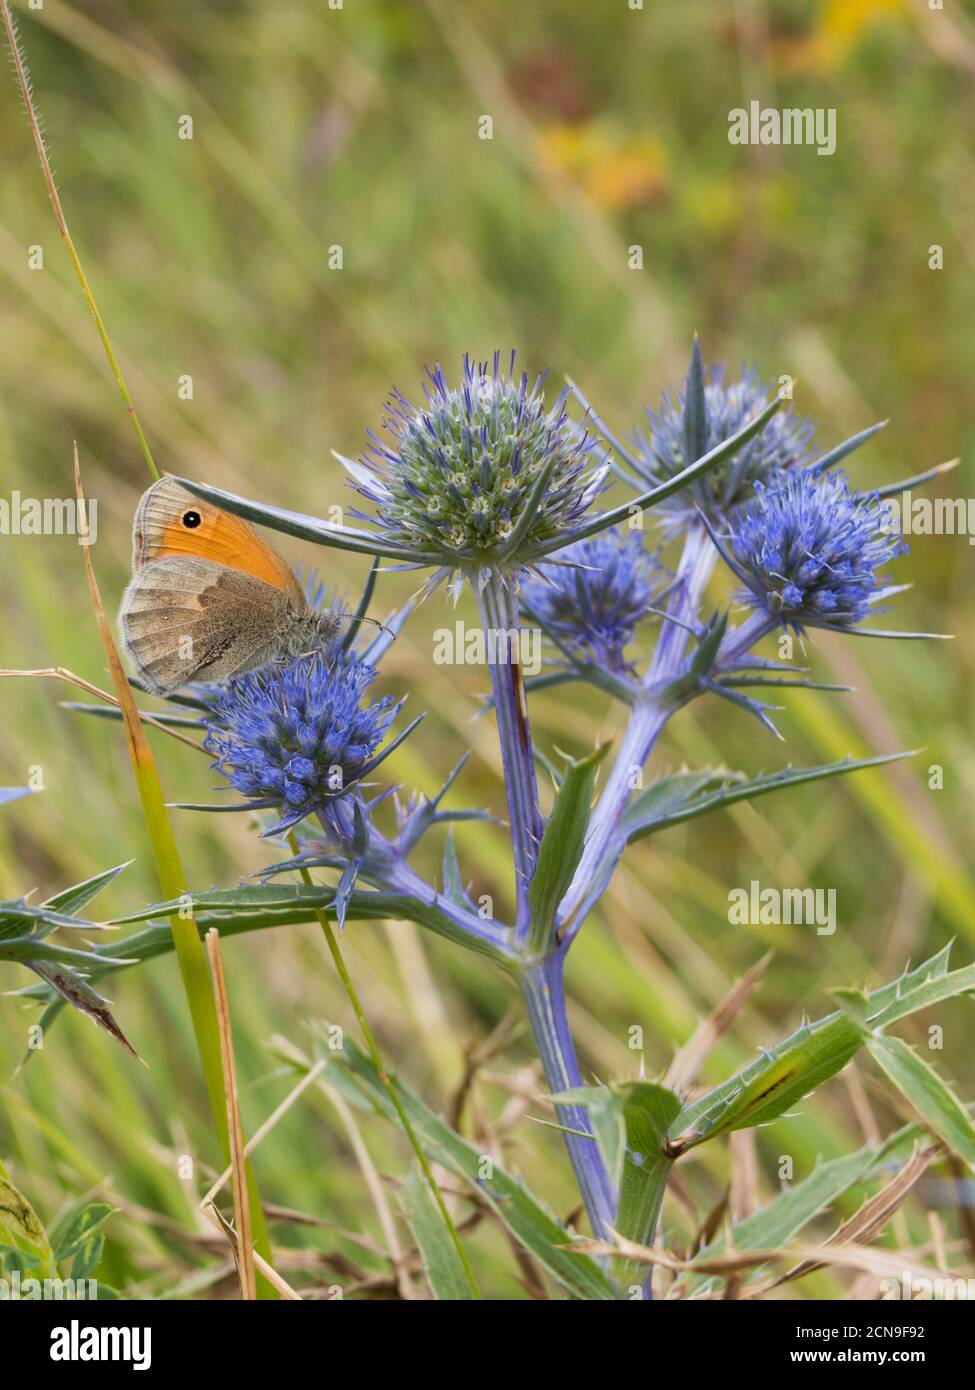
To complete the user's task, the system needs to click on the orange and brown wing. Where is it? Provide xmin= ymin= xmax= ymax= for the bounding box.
xmin=131 ymin=477 xmax=304 ymax=603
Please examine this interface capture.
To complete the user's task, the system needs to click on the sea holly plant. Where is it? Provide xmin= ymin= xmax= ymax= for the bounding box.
xmin=22 ymin=343 xmax=972 ymax=1299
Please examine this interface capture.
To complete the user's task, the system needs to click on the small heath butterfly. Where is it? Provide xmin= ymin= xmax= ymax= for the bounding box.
xmin=119 ymin=477 xmax=342 ymax=694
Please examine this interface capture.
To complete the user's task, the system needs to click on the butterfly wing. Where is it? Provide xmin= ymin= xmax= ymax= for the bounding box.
xmin=132 ymin=477 xmax=304 ymax=603
xmin=119 ymin=555 xmax=297 ymax=695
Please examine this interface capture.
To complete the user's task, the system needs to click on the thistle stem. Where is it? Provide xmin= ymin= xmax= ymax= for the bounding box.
xmin=475 ymin=572 xmax=543 ymax=940
xmin=520 ymin=952 xmax=616 ymax=1240
xmin=558 ymin=525 xmax=716 ymax=933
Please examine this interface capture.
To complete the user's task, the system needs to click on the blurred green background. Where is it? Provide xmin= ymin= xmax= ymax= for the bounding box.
xmin=0 ymin=0 xmax=973 ymax=1297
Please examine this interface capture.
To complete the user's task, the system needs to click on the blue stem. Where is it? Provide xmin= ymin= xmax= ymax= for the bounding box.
xmin=520 ymin=952 xmax=617 ymax=1240
xmin=558 ymin=524 xmax=716 ymax=931
xmin=316 ymin=801 xmax=515 ymax=961
xmin=475 ymin=572 xmax=543 ymax=941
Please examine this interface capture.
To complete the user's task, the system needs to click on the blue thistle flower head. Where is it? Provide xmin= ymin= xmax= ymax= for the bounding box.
xmin=635 ymin=364 xmax=814 ymax=522
xmin=341 ymin=351 xmax=607 ymax=569
xmin=728 ymin=469 xmax=906 ymax=630
xmin=521 ymin=530 xmax=663 ymax=671
xmin=203 ymin=655 xmax=398 ymax=829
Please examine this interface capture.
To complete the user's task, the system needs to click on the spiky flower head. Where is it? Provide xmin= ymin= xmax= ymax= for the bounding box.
xmin=341 ymin=352 xmax=607 ymax=569
xmin=521 ymin=530 xmax=663 ymax=671
xmin=635 ymin=364 xmax=813 ymax=522
xmin=203 ymin=655 xmax=399 ymax=832
xmin=727 ymin=469 xmax=906 ymax=630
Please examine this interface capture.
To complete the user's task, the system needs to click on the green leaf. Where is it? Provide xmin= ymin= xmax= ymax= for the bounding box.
xmin=669 ymin=945 xmax=975 ymax=1154
xmin=866 ymin=1035 xmax=975 ymax=1171
xmin=71 ymin=1234 xmax=105 ymax=1283
xmin=399 ymin=1169 xmax=477 ymax=1300
xmin=856 ymin=943 xmax=952 ymax=1014
xmin=685 ymin=610 xmax=730 ymax=685
xmin=859 ymin=958 xmax=975 ymax=1031
xmin=278 ymin=1033 xmax=614 ymax=1301
xmin=615 ymin=1083 xmax=681 ymax=1248
xmin=556 ymin=1086 xmax=627 ymax=1188
xmin=528 ymin=742 xmax=610 ymax=952
xmin=0 ymin=899 xmax=115 ymax=942
xmin=685 ymin=1124 xmax=926 ymax=1294
xmin=622 ymin=752 xmax=915 ymax=844
xmin=0 ymin=934 xmax=131 ymax=968
xmin=51 ymin=1201 xmax=113 ymax=1263
xmin=623 ymin=770 xmax=734 ymax=835
xmin=0 ymin=1159 xmax=56 ymax=1281
xmin=43 ymin=862 xmax=130 ymax=916
xmin=697 ymin=1143 xmax=879 ymax=1263
xmin=556 ymin=1079 xmax=680 ymax=1284
xmin=669 ymin=1013 xmax=863 ymax=1151
xmin=557 ymin=1080 xmax=681 ymax=1291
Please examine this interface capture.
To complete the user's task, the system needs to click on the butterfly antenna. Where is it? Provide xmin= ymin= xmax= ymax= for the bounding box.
xmin=337 ymin=612 xmax=393 ymax=638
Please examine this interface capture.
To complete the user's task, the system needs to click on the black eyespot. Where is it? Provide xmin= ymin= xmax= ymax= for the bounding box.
xmin=182 ymin=510 xmax=202 ymax=529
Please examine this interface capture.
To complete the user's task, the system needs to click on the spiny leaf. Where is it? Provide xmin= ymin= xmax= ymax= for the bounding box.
xmin=43 ymin=862 xmax=130 ymax=916
xmin=866 ymin=1035 xmax=975 ymax=1172
xmin=26 ymin=963 xmax=141 ymax=1059
xmin=622 ymin=751 xmax=915 ymax=843
xmin=670 ymin=944 xmax=975 ymax=1152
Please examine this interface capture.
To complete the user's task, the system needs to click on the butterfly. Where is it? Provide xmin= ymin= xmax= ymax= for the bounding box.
xmin=119 ymin=478 xmax=342 ymax=695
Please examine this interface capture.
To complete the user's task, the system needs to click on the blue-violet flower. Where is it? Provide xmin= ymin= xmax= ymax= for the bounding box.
xmin=635 ymin=364 xmax=813 ymax=520
xmin=203 ymin=655 xmax=398 ymax=826
xmin=521 ymin=530 xmax=662 ymax=671
xmin=728 ymin=469 xmax=906 ymax=629
xmin=341 ymin=352 xmax=607 ymax=566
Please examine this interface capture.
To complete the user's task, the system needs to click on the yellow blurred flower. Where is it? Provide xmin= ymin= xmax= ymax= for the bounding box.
xmin=537 ymin=121 xmax=669 ymax=211
xmin=775 ymin=0 xmax=911 ymax=75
